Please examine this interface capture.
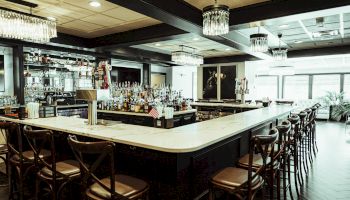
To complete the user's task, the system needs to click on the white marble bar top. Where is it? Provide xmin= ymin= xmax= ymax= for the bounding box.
xmin=97 ymin=109 xmax=197 ymax=117
xmin=191 ymin=102 xmax=263 ymax=109
xmin=0 ymin=105 xmax=294 ymax=153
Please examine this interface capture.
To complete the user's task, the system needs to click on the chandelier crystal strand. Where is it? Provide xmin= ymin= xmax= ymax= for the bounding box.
xmin=0 ymin=8 xmax=57 ymax=43
xmin=202 ymin=2 xmax=229 ymax=36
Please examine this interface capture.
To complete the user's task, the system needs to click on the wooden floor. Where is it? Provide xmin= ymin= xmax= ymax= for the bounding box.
xmin=0 ymin=121 xmax=349 ymax=200
xmin=297 ymin=121 xmax=350 ymax=200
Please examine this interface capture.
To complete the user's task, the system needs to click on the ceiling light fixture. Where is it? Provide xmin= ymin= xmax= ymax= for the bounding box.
xmin=312 ymin=30 xmax=339 ymax=39
xmin=171 ymin=45 xmax=203 ymax=66
xmin=202 ymin=0 xmax=229 ymax=36
xmin=294 ymin=40 xmax=303 ymax=44
xmin=225 ymin=48 xmax=231 ymax=51
xmin=89 ymin=0 xmax=101 ymax=7
xmin=155 ymin=43 xmax=161 ymax=46
xmin=279 ymin=24 xmax=289 ymax=29
xmin=272 ymin=33 xmax=288 ymax=61
xmin=250 ymin=26 xmax=268 ymax=52
xmin=47 ymin=16 xmax=56 ymax=21
xmin=193 ymin=37 xmax=200 ymax=41
xmin=0 ymin=7 xmax=57 ymax=43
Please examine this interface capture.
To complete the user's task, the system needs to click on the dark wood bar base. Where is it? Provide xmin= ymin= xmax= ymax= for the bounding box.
xmin=97 ymin=110 xmax=196 ymax=128
xmin=57 ymin=116 xmax=283 ymax=200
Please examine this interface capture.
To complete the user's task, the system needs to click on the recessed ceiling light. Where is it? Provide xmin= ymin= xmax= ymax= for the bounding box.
xmin=279 ymin=24 xmax=289 ymax=29
xmin=225 ymin=48 xmax=231 ymax=51
xmin=89 ymin=0 xmax=101 ymax=7
xmin=155 ymin=43 xmax=161 ymax=46
xmin=193 ymin=37 xmax=200 ymax=41
xmin=47 ymin=16 xmax=56 ymax=21
xmin=294 ymin=40 xmax=303 ymax=44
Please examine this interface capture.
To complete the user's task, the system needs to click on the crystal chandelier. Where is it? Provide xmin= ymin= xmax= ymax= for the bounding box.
xmin=272 ymin=33 xmax=288 ymax=61
xmin=171 ymin=45 xmax=203 ymax=66
xmin=202 ymin=0 xmax=229 ymax=36
xmin=0 ymin=8 xmax=57 ymax=43
xmin=250 ymin=27 xmax=268 ymax=52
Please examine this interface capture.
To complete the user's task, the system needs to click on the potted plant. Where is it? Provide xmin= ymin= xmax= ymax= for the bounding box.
xmin=332 ymin=102 xmax=350 ymax=121
xmin=319 ymin=91 xmax=345 ymax=121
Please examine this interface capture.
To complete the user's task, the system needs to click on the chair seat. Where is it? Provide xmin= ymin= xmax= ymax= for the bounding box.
xmin=11 ymin=149 xmax=51 ymax=161
xmin=88 ymin=174 xmax=149 ymax=199
xmin=211 ymin=167 xmax=263 ymax=189
xmin=238 ymin=153 xmax=271 ymax=169
xmin=41 ymin=160 xmax=80 ymax=177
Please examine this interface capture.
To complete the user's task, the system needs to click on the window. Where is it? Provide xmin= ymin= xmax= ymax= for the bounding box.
xmin=255 ymin=76 xmax=278 ymax=100
xmin=344 ymin=74 xmax=350 ymax=100
xmin=283 ymin=75 xmax=309 ymax=100
xmin=312 ymin=74 xmax=340 ymax=99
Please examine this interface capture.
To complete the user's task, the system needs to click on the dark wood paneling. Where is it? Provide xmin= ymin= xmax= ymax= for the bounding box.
xmin=12 ymin=44 xmax=24 ymax=104
xmin=90 ymin=24 xmax=187 ymax=48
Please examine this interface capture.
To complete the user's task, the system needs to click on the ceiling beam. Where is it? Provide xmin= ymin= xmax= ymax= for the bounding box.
xmin=229 ymin=0 xmax=350 ymax=29
xmin=204 ymin=54 xmax=258 ymax=64
xmin=106 ymin=0 xmax=272 ymax=60
xmin=90 ymin=23 xmax=188 ymax=49
xmin=205 ymin=44 xmax=350 ymax=64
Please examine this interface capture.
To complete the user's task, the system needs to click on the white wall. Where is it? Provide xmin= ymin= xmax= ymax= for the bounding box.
xmin=172 ymin=66 xmax=197 ymax=99
xmin=0 ymin=46 xmax=13 ymax=96
xmin=197 ymin=62 xmax=245 ymax=100
xmin=151 ymin=64 xmax=172 ymax=86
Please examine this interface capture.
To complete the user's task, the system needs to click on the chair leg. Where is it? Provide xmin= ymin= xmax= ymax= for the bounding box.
xmin=35 ymin=177 xmax=40 ymax=200
xmin=287 ymin=155 xmax=294 ymax=200
xmin=8 ymin=164 xmax=13 ymax=200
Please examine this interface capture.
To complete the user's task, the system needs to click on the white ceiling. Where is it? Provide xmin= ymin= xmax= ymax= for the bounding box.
xmin=132 ymin=34 xmax=244 ymax=58
xmin=0 ymin=0 xmax=160 ymax=38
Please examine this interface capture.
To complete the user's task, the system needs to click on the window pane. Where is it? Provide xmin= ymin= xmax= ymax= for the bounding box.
xmin=255 ymin=76 xmax=278 ymax=100
xmin=344 ymin=74 xmax=350 ymax=100
xmin=284 ymin=75 xmax=309 ymax=100
xmin=312 ymin=75 xmax=340 ymax=99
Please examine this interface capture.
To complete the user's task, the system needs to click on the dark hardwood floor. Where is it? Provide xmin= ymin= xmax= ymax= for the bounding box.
xmin=0 ymin=121 xmax=349 ymax=200
xmin=297 ymin=121 xmax=350 ymax=200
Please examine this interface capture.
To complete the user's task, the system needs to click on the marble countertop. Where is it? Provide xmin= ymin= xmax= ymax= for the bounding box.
xmin=191 ymin=102 xmax=263 ymax=109
xmin=0 ymin=105 xmax=293 ymax=153
xmin=97 ymin=109 xmax=196 ymax=117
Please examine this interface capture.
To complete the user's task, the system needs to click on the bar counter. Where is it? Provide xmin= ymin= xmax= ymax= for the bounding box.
xmin=1 ymin=105 xmax=292 ymax=153
xmin=0 ymin=105 xmax=294 ymax=199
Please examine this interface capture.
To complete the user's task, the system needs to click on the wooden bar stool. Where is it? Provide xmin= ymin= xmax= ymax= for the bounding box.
xmin=0 ymin=122 xmax=9 ymax=187
xmin=209 ymin=128 xmax=279 ymax=200
xmin=304 ymin=108 xmax=314 ymax=166
xmin=1 ymin=122 xmax=51 ymax=200
xmin=298 ymin=111 xmax=309 ymax=175
xmin=288 ymin=114 xmax=302 ymax=197
xmin=67 ymin=135 xmax=150 ymax=200
xmin=275 ymin=120 xmax=293 ymax=200
xmin=310 ymin=106 xmax=319 ymax=156
xmin=23 ymin=125 xmax=81 ymax=200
